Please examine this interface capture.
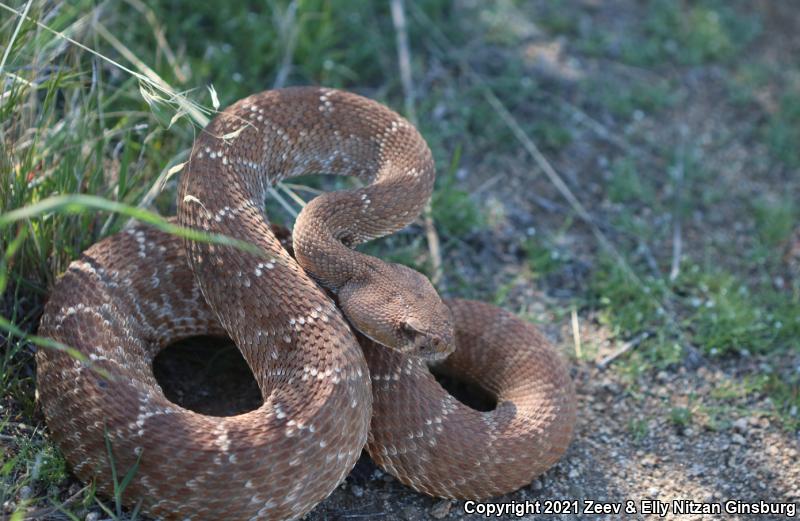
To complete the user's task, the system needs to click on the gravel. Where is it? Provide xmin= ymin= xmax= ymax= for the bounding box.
xmin=302 ymin=348 xmax=800 ymax=520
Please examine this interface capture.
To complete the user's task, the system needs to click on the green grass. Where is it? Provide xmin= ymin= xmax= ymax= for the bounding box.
xmin=536 ymin=0 xmax=579 ymax=36
xmin=523 ymin=237 xmax=565 ymax=278
xmin=586 ymin=133 xmax=799 ymax=424
xmin=587 ymin=257 xmax=684 ymax=370
xmin=588 ymin=255 xmax=800 ymax=428
xmin=589 ymin=256 xmax=667 ymax=341
xmin=431 ymin=149 xmax=485 ymax=237
xmin=531 ymin=120 xmax=573 ymax=152
xmin=761 ymin=373 xmax=800 ymax=431
xmin=574 ymin=0 xmax=760 ymax=67
xmin=590 ymin=259 xmax=800 ymax=359
xmin=724 ymin=62 xmax=800 ymax=180
xmin=607 ymin=157 xmax=657 ymax=205
xmin=707 ymin=373 xmax=798 ymax=431
xmin=764 ymin=93 xmax=800 ymax=168
xmin=623 ymin=0 xmax=760 ymax=67
xmin=678 ymin=268 xmax=796 ymax=356
xmin=102 ymin=430 xmax=143 ymax=519
xmin=726 ymin=62 xmax=775 ymax=107
xmin=627 ymin=418 xmax=650 ymax=443
xmin=593 ymin=79 xmax=677 ymax=120
xmin=669 ymin=406 xmax=693 ymax=428
xmin=1 ymin=433 xmax=69 ymax=511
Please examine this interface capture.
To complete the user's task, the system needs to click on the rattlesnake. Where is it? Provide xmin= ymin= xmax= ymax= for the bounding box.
xmin=37 ymin=87 xmax=576 ymax=520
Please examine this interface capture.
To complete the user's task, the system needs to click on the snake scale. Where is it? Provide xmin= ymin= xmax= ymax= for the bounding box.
xmin=37 ymin=87 xmax=576 ymax=520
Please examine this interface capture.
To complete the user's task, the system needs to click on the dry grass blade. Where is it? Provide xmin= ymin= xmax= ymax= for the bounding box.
xmin=272 ymin=0 xmax=299 ymax=89
xmin=571 ymin=306 xmax=582 ymax=359
xmin=389 ymin=0 xmax=416 ymax=123
xmin=136 ymin=151 xmax=191 ymax=212
xmin=552 ymin=95 xmax=663 ymax=162
xmin=123 ymin=0 xmax=188 ymax=83
xmin=669 ymin=139 xmax=686 ymax=282
xmin=0 ymin=1 xmax=206 ymax=126
xmin=0 ymin=0 xmax=32 ymax=78
xmin=389 ymin=0 xmax=443 ymax=285
xmin=597 ymin=331 xmax=650 ymax=369
xmin=93 ymin=20 xmax=208 ymax=126
xmin=20 ymin=485 xmax=88 ymax=520
xmin=268 ymin=187 xmax=300 ymax=220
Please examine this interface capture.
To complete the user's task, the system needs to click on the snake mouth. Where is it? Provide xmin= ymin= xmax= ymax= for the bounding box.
xmin=397 ymin=321 xmax=455 ymax=361
xmin=413 ymin=340 xmax=455 ymax=362
xmin=394 ymin=324 xmax=454 ymax=361
xmin=394 ymin=335 xmax=454 ymax=362
xmin=402 ymin=346 xmax=451 ymax=362
xmin=354 ymin=327 xmax=453 ymax=361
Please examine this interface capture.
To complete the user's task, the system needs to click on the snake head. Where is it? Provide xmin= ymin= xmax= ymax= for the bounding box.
xmin=339 ymin=262 xmax=455 ymax=361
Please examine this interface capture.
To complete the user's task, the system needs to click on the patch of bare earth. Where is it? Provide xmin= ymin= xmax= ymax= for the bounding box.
xmin=303 ymin=326 xmax=799 ymax=520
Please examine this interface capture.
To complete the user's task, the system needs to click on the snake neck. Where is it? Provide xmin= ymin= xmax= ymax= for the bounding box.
xmin=291 ymin=180 xmax=431 ymax=292
xmin=178 ymin=86 xmax=435 ymax=297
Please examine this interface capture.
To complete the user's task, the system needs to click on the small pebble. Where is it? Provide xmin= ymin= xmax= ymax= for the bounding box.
xmin=641 ymin=455 xmax=657 ymax=467
xmin=85 ymin=513 xmax=100 ymax=521
xmin=18 ymin=486 xmax=32 ymax=500
xmin=767 ymin=445 xmax=780 ymax=456
xmin=351 ymin=484 xmax=364 ymax=498
xmin=430 ymin=499 xmax=452 ymax=519
xmin=732 ymin=418 xmax=748 ymax=432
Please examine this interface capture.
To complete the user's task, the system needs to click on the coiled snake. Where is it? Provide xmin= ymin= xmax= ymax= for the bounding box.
xmin=37 ymin=87 xmax=576 ymax=520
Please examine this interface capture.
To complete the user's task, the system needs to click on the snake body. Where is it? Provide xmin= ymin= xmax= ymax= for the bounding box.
xmin=37 ymin=87 xmax=576 ymax=520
